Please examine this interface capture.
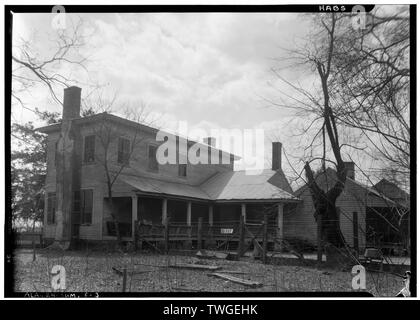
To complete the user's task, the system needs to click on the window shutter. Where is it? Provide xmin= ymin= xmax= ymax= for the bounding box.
xmin=84 ymin=136 xmax=95 ymax=163
xmin=118 ymin=137 xmax=130 ymax=164
xmin=73 ymin=191 xmax=81 ymax=224
xmin=148 ymin=145 xmax=158 ymax=171
xmin=81 ymin=190 xmax=93 ymax=224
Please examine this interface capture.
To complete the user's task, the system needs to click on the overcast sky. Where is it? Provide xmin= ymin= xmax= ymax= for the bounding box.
xmin=11 ymin=10 xmax=396 ymax=187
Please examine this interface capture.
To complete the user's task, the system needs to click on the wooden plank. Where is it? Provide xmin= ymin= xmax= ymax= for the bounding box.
xmin=196 ymin=250 xmax=228 ymax=260
xmin=216 ymin=270 xmax=250 ymax=275
xmin=169 ymin=263 xmax=221 ymax=271
xmin=208 ymin=272 xmax=263 ymax=288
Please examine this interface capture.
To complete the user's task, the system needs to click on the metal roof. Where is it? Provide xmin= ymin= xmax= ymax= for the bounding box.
xmin=120 ymin=169 xmax=298 ymax=202
xmin=200 ymin=169 xmax=298 ymax=201
xmin=120 ymin=175 xmax=211 ymax=201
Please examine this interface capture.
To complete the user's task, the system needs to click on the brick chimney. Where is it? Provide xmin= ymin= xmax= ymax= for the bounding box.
xmin=203 ymin=137 xmax=216 ymax=147
xmin=63 ymin=86 xmax=81 ymax=120
xmin=344 ymin=161 xmax=355 ymax=180
xmin=272 ymin=142 xmax=282 ymax=171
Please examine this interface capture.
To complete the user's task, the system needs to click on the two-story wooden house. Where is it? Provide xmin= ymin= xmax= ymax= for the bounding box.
xmin=37 ymin=86 xmax=299 ymax=248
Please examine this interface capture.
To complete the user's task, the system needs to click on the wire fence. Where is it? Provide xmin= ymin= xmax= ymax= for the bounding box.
xmin=12 ymin=235 xmax=409 ymax=296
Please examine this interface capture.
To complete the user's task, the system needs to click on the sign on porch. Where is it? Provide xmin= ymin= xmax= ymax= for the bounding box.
xmin=220 ymin=228 xmax=234 ymax=234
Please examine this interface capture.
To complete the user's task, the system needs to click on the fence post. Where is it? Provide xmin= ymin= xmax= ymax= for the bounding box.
xmin=197 ymin=217 xmax=203 ymax=250
xmin=262 ymin=213 xmax=268 ymax=264
xmin=122 ymin=268 xmax=127 ymax=292
xmin=164 ymin=217 xmax=170 ymax=254
xmin=317 ymin=214 xmax=323 ymax=265
xmin=32 ymin=239 xmax=36 ymax=262
xmin=353 ymin=212 xmax=359 ymax=258
xmin=237 ymin=214 xmax=245 ymax=257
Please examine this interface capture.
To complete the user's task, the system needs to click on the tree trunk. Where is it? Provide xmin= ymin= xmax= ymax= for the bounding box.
xmin=108 ymin=185 xmax=122 ymax=244
xmin=305 ymin=162 xmax=347 ymax=265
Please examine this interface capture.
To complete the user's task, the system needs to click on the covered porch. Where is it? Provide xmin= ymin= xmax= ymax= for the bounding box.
xmin=131 ymin=194 xmax=289 ymax=250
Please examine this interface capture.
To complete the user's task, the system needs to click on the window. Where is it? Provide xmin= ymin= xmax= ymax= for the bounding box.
xmin=84 ymin=135 xmax=95 ymax=163
xmin=79 ymin=189 xmax=93 ymax=224
xmin=178 ymin=164 xmax=187 ymax=177
xmin=47 ymin=192 xmax=56 ymax=224
xmin=148 ymin=145 xmax=159 ymax=171
xmin=118 ymin=137 xmax=131 ymax=164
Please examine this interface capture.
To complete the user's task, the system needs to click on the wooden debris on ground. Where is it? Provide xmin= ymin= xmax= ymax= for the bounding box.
xmin=216 ymin=270 xmax=250 ymax=275
xmin=208 ymin=272 xmax=263 ymax=288
xmin=196 ymin=250 xmax=229 ymax=260
xmin=168 ymin=263 xmax=221 ymax=271
xmin=112 ymin=267 xmax=154 ymax=276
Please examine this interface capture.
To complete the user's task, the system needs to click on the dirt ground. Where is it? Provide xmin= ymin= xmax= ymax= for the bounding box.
xmin=13 ymin=248 xmax=405 ymax=296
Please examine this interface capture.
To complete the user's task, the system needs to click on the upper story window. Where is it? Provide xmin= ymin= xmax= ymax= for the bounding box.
xmin=178 ymin=164 xmax=187 ymax=177
xmin=148 ymin=145 xmax=159 ymax=172
xmin=46 ymin=192 xmax=56 ymax=224
xmin=118 ymin=137 xmax=131 ymax=165
xmin=84 ymin=135 xmax=95 ymax=163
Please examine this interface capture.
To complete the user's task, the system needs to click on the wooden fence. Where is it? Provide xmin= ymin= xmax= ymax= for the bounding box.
xmin=14 ymin=231 xmax=43 ymax=248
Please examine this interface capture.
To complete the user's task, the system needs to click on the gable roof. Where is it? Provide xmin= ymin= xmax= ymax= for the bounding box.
xmin=373 ymin=178 xmax=410 ymax=208
xmin=294 ymin=167 xmax=398 ymax=206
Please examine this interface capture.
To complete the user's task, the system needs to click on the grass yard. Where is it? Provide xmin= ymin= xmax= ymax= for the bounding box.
xmin=13 ymin=248 xmax=405 ymax=296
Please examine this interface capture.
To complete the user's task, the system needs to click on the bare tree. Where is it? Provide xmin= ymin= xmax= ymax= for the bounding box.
xmin=84 ymin=95 xmax=157 ymax=243
xmin=12 ymin=18 xmax=89 ymax=109
xmin=331 ymin=6 xmax=410 ymax=187
xmin=268 ymin=7 xmax=411 ymax=262
xmin=268 ymin=13 xmax=356 ymax=263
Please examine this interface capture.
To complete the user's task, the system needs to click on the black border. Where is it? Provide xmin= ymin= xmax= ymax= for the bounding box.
xmin=4 ymin=4 xmax=416 ymax=299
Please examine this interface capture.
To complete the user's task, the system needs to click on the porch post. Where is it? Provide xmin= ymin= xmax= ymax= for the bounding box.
xmin=241 ymin=203 xmax=246 ymax=223
xmin=162 ymin=198 xmax=168 ymax=224
xmin=187 ymin=201 xmax=192 ymax=226
xmin=186 ymin=201 xmax=192 ymax=249
xmin=208 ymin=205 xmax=214 ymax=226
xmin=275 ymin=203 xmax=284 ymax=251
xmin=131 ymin=195 xmax=138 ymax=240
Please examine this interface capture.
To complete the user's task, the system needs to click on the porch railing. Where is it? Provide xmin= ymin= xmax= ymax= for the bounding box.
xmin=134 ymin=217 xmax=278 ymax=252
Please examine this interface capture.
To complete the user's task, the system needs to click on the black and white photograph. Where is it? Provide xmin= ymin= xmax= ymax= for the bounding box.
xmin=3 ymin=3 xmax=415 ymax=301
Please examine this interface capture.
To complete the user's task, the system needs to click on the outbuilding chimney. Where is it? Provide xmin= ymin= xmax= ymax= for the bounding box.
xmin=344 ymin=161 xmax=355 ymax=180
xmin=63 ymin=86 xmax=81 ymax=120
xmin=272 ymin=142 xmax=282 ymax=171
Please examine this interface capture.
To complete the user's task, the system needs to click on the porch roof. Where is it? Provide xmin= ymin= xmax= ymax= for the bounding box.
xmin=120 ymin=175 xmax=211 ymax=201
xmin=119 ymin=169 xmax=298 ymax=202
